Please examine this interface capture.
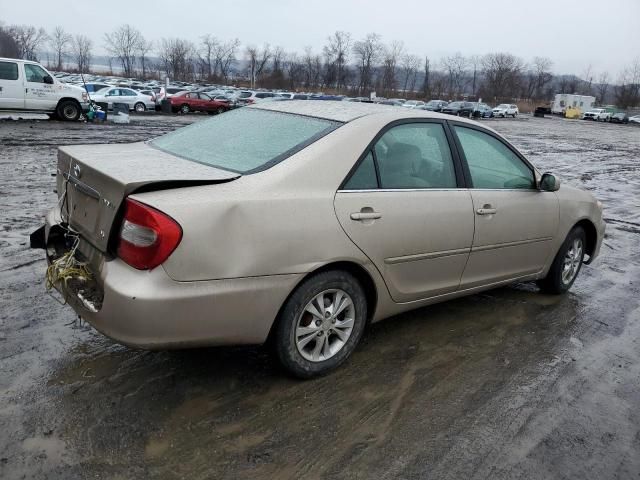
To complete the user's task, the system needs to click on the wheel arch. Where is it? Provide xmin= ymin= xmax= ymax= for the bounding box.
xmin=264 ymin=260 xmax=378 ymax=345
xmin=55 ymin=97 xmax=82 ymax=111
xmin=573 ymin=218 xmax=598 ymax=262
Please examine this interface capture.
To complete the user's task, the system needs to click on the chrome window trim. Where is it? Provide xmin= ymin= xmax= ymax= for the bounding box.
xmin=337 ymin=188 xmax=542 ymax=193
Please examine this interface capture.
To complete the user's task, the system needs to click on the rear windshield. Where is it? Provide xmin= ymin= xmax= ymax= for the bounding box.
xmin=150 ymin=108 xmax=342 ymax=173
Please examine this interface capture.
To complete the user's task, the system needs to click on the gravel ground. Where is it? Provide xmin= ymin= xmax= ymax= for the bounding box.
xmin=0 ymin=114 xmax=639 ymax=479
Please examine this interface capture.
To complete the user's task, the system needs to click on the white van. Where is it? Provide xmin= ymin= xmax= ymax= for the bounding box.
xmin=0 ymin=57 xmax=89 ymax=120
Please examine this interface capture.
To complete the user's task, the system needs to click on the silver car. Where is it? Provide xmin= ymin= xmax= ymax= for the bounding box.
xmin=33 ymin=102 xmax=605 ymax=377
xmin=90 ymin=87 xmax=155 ymax=112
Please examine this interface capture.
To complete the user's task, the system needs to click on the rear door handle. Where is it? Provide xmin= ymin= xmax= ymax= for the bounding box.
xmin=476 ymin=207 xmax=497 ymax=215
xmin=350 ymin=212 xmax=382 ymax=221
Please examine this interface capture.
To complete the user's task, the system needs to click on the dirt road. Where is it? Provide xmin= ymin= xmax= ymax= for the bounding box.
xmin=1 ymin=114 xmax=639 ymax=479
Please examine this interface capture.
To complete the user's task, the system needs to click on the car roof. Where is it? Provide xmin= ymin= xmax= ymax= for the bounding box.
xmin=251 ymin=100 xmax=440 ymax=123
xmin=0 ymin=56 xmax=40 ymax=65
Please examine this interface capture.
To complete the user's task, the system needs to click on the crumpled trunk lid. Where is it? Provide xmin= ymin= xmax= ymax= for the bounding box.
xmin=57 ymin=141 xmax=239 ymax=252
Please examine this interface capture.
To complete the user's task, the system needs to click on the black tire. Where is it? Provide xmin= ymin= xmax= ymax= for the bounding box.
xmin=56 ymin=100 xmax=81 ymax=121
xmin=216 ymin=107 xmax=224 ymax=115
xmin=180 ymin=104 xmax=190 ymax=114
xmin=273 ymin=270 xmax=368 ymax=378
xmin=134 ymin=102 xmax=146 ymax=112
xmin=537 ymin=226 xmax=586 ymax=294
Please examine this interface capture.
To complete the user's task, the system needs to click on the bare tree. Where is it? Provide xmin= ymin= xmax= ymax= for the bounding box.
xmin=323 ymin=31 xmax=351 ymax=92
xmin=614 ymin=58 xmax=640 ymax=108
xmin=380 ymin=41 xmax=404 ymax=95
xmin=422 ymin=56 xmax=430 ymax=98
xmin=400 ymin=53 xmax=420 ymax=95
xmin=352 ymin=33 xmax=382 ymax=95
xmin=469 ymin=55 xmax=481 ymax=96
xmin=581 ymin=64 xmax=594 ymax=95
xmin=158 ymin=38 xmax=195 ymax=81
xmin=532 ymin=56 xmax=553 ymax=100
xmin=104 ymin=24 xmax=141 ymax=77
xmin=199 ymin=34 xmax=218 ymax=79
xmin=246 ymin=44 xmax=271 ymax=88
xmin=480 ymin=52 xmax=523 ymax=101
xmin=49 ymin=26 xmax=71 ymax=70
xmin=216 ymin=39 xmax=240 ymax=82
xmin=0 ymin=24 xmax=20 ymax=58
xmin=72 ymin=35 xmax=92 ymax=73
xmin=596 ymin=71 xmax=609 ymax=104
xmin=6 ymin=25 xmax=48 ymax=61
xmin=137 ymin=37 xmax=153 ymax=79
xmin=441 ymin=53 xmax=468 ymax=97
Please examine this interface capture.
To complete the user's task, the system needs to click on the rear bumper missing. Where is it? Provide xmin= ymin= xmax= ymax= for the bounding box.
xmin=36 ymin=207 xmax=302 ymax=348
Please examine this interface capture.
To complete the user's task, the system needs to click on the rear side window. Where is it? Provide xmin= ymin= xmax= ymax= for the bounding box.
xmin=344 ymin=152 xmax=377 ymax=190
xmin=454 ymin=126 xmax=534 ymax=189
xmin=0 ymin=62 xmax=19 ymax=80
xmin=150 ymin=108 xmax=342 ymax=173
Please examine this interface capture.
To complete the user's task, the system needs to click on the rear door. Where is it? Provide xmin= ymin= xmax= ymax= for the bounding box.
xmin=334 ymin=120 xmax=474 ymax=303
xmin=0 ymin=60 xmax=24 ymax=110
xmin=24 ymin=63 xmax=57 ymax=111
xmin=451 ymin=124 xmax=559 ymax=289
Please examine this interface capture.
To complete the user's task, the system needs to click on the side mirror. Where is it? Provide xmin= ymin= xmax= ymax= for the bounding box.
xmin=540 ymin=172 xmax=560 ymax=192
xmin=44 ymin=75 xmax=54 ymax=84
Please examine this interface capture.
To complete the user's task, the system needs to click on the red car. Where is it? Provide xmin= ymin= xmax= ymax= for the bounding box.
xmin=170 ymin=91 xmax=230 ymax=114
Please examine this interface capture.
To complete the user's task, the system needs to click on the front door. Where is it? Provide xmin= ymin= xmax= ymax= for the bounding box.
xmin=0 ymin=60 xmax=24 ymax=110
xmin=334 ymin=121 xmax=474 ymax=303
xmin=451 ymin=124 xmax=559 ymax=289
xmin=24 ymin=63 xmax=57 ymax=111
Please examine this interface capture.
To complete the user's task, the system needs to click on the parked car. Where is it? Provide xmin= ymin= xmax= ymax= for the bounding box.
xmin=629 ymin=115 xmax=640 ymax=124
xmin=472 ymin=103 xmax=494 ymax=118
xmin=33 ymin=102 xmax=605 ymax=378
xmin=442 ymin=101 xmax=475 ymax=117
xmin=582 ymin=108 xmax=611 ymax=121
xmin=91 ymin=87 xmax=155 ymax=112
xmin=609 ymin=112 xmax=629 ymax=124
xmin=169 ymin=91 xmax=230 ymax=114
xmin=492 ymin=104 xmax=519 ymax=118
xmin=402 ymin=100 xmax=426 ymax=109
xmin=421 ymin=100 xmax=448 ymax=112
xmin=82 ymin=83 xmax=113 ymax=94
xmin=0 ymin=57 xmax=89 ymax=120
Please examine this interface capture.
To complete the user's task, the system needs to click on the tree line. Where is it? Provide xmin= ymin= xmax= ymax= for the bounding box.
xmin=1 ymin=22 xmax=639 ymax=107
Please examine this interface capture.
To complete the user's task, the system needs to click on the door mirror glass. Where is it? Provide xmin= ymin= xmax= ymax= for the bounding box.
xmin=539 ymin=173 xmax=560 ymax=191
xmin=43 ymin=75 xmax=54 ymax=84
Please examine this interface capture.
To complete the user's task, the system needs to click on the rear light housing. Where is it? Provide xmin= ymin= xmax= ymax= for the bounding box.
xmin=117 ymin=198 xmax=182 ymax=270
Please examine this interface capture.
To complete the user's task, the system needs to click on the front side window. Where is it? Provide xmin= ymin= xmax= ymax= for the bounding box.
xmin=374 ymin=123 xmax=457 ymax=189
xmin=150 ymin=108 xmax=341 ymax=173
xmin=454 ymin=126 xmax=534 ymax=189
xmin=24 ymin=64 xmax=48 ymax=83
xmin=0 ymin=61 xmax=19 ymax=80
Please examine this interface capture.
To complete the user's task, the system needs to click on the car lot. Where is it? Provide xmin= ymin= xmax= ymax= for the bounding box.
xmin=1 ymin=114 xmax=639 ymax=479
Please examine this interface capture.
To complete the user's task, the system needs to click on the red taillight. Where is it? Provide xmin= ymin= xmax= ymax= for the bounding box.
xmin=117 ymin=198 xmax=182 ymax=270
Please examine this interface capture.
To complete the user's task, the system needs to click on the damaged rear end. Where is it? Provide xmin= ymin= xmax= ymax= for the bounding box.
xmin=32 ymin=141 xmax=239 ymax=313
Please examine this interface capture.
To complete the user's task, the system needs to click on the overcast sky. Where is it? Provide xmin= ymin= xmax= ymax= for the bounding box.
xmin=2 ymin=0 xmax=639 ymax=75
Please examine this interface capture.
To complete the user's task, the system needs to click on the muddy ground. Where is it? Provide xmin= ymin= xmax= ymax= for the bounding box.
xmin=1 ymin=114 xmax=639 ymax=479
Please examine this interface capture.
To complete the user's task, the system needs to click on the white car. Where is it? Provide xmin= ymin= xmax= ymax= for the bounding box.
xmin=0 ymin=57 xmax=89 ymax=120
xmin=492 ymin=104 xmax=519 ymax=118
xmin=582 ymin=108 xmax=611 ymax=121
xmin=402 ymin=100 xmax=426 ymax=109
xmin=91 ymin=87 xmax=156 ymax=112
xmin=629 ymin=115 xmax=640 ymax=124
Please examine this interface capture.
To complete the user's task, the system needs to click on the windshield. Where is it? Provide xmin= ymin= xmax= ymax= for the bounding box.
xmin=150 ymin=108 xmax=342 ymax=174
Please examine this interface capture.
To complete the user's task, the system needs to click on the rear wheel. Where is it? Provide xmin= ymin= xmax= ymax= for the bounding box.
xmin=216 ymin=107 xmax=225 ymax=115
xmin=273 ymin=270 xmax=368 ymax=378
xmin=180 ymin=104 xmax=190 ymax=114
xmin=537 ymin=226 xmax=586 ymax=294
xmin=56 ymin=100 xmax=81 ymax=121
xmin=134 ymin=102 xmax=146 ymax=112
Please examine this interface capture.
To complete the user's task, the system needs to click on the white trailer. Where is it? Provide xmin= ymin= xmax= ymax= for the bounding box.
xmin=551 ymin=94 xmax=596 ymax=114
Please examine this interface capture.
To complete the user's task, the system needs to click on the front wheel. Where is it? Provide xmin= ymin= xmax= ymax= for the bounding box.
xmin=273 ymin=270 xmax=368 ymax=378
xmin=56 ymin=100 xmax=81 ymax=121
xmin=537 ymin=226 xmax=586 ymax=294
xmin=180 ymin=104 xmax=190 ymax=114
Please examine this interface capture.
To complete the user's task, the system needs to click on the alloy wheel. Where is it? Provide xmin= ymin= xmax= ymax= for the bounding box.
xmin=561 ymin=238 xmax=583 ymax=285
xmin=295 ymin=289 xmax=355 ymax=362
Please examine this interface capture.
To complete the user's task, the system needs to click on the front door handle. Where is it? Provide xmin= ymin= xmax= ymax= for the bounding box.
xmin=350 ymin=211 xmax=382 ymax=221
